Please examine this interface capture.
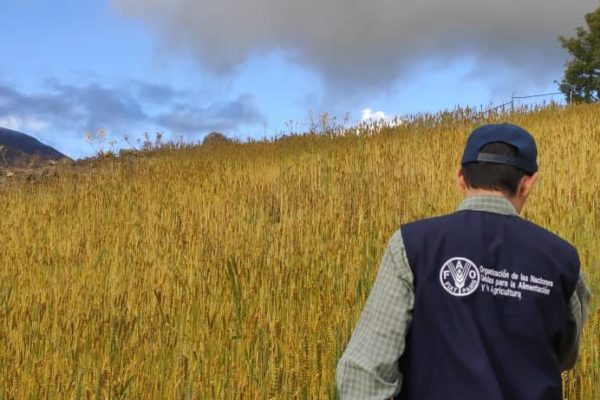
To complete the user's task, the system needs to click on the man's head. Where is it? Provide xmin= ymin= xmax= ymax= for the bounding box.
xmin=456 ymin=123 xmax=539 ymax=213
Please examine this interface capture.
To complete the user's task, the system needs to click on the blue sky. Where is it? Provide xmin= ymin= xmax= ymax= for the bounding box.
xmin=0 ymin=0 xmax=596 ymax=158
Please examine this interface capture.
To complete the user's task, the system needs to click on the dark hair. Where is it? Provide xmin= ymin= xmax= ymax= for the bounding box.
xmin=461 ymin=142 xmax=530 ymax=196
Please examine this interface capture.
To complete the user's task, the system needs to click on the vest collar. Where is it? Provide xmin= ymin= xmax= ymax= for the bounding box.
xmin=456 ymin=195 xmax=519 ymax=217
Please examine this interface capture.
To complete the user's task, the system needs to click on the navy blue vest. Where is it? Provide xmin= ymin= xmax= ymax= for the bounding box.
xmin=398 ymin=209 xmax=579 ymax=400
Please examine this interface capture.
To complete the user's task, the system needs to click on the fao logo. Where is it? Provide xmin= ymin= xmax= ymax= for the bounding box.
xmin=439 ymin=257 xmax=480 ymax=297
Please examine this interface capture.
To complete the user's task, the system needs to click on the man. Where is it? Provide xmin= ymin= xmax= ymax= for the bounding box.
xmin=336 ymin=123 xmax=591 ymax=399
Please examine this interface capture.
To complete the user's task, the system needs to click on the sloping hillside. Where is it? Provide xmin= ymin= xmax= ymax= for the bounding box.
xmin=0 ymin=104 xmax=598 ymax=398
xmin=0 ymin=127 xmax=69 ymax=167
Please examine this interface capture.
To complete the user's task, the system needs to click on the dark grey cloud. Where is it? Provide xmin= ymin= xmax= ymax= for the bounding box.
xmin=156 ymin=94 xmax=264 ymax=133
xmin=111 ymin=0 xmax=599 ymax=92
xmin=0 ymin=79 xmax=147 ymax=133
xmin=0 ymin=78 xmax=264 ymax=140
xmin=47 ymin=80 xmax=148 ymax=129
xmin=132 ymin=81 xmax=180 ymax=105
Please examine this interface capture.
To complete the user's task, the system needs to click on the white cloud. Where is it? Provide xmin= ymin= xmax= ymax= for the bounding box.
xmin=358 ymin=108 xmax=405 ymax=134
xmin=0 ymin=115 xmax=49 ymax=133
xmin=361 ymin=108 xmax=388 ymax=122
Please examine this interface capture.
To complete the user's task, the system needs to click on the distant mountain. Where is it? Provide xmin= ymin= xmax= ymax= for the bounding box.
xmin=0 ymin=127 xmax=69 ymax=167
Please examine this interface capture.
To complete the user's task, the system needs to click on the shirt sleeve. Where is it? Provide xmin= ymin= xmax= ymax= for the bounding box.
xmin=336 ymin=231 xmax=415 ymax=399
xmin=559 ymin=272 xmax=592 ymax=371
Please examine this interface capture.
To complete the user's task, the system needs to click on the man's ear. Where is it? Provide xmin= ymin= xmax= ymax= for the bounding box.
xmin=456 ymin=167 xmax=468 ymax=193
xmin=518 ymin=172 xmax=539 ymax=197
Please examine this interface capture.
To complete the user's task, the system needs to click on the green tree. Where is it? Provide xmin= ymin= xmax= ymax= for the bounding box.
xmin=202 ymin=131 xmax=232 ymax=146
xmin=559 ymin=5 xmax=600 ymax=103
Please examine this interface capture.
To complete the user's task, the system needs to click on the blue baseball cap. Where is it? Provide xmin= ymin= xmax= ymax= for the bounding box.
xmin=461 ymin=123 xmax=538 ymax=174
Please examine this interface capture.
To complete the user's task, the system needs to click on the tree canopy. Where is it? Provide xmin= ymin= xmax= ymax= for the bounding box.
xmin=202 ymin=131 xmax=232 ymax=146
xmin=559 ymin=5 xmax=600 ymax=103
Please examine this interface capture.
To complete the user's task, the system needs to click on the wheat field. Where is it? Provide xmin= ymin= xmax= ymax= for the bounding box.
xmin=0 ymin=104 xmax=598 ymax=399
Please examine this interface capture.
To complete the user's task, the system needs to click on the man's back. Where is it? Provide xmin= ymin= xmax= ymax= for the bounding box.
xmin=336 ymin=125 xmax=591 ymax=400
xmin=398 ymin=202 xmax=580 ymax=399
